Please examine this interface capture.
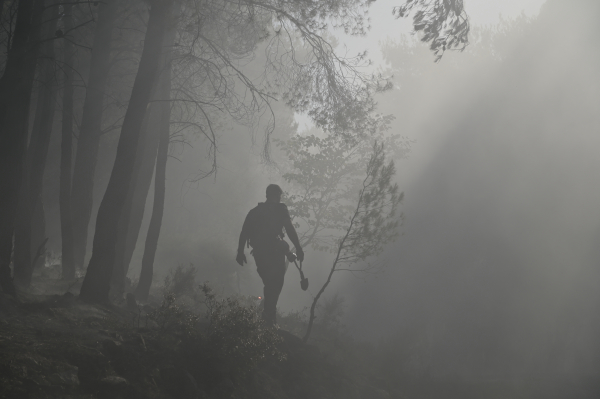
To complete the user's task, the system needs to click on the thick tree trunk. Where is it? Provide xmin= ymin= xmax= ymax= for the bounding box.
xmin=135 ymin=63 xmax=172 ymax=302
xmin=121 ymin=121 xmax=159 ymax=277
xmin=70 ymin=0 xmax=117 ymax=271
xmin=79 ymin=0 xmax=174 ymax=303
xmin=13 ymin=2 xmax=59 ymax=287
xmin=0 ymin=0 xmax=5 ymax=28
xmin=110 ymin=111 xmax=158 ymax=296
xmin=60 ymin=3 xmax=76 ymax=280
xmin=0 ymin=0 xmax=45 ymax=295
xmin=31 ymin=199 xmax=46 ymax=270
xmin=111 ymin=8 xmax=179 ymax=296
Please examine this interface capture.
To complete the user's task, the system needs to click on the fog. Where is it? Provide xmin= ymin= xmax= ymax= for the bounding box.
xmin=33 ymin=0 xmax=600 ymax=382
xmin=345 ymin=0 xmax=600 ymax=379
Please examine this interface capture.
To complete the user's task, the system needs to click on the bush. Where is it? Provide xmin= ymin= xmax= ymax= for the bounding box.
xmin=200 ymin=283 xmax=285 ymax=376
xmin=163 ymin=263 xmax=198 ymax=298
xmin=147 ymin=292 xmax=200 ymax=335
xmin=148 ymin=282 xmax=285 ymax=386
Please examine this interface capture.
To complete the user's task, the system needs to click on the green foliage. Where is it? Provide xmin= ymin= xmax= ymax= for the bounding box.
xmin=148 ymin=292 xmax=200 ymax=335
xmin=163 ymin=263 xmax=198 ymax=297
xmin=394 ymin=0 xmax=470 ymax=62
xmin=276 ymin=123 xmax=408 ymax=253
xmin=200 ymin=283 xmax=285 ymax=375
xmin=339 ymin=141 xmax=403 ymax=265
xmin=302 ymin=141 xmax=404 ymax=341
xmin=147 ymin=283 xmax=285 ymax=382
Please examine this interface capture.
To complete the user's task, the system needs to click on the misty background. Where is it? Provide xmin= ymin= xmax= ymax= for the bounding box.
xmin=35 ymin=0 xmax=600 ymax=381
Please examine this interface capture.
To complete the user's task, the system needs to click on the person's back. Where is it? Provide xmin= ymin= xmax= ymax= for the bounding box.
xmin=236 ymin=184 xmax=304 ymax=326
xmin=245 ymin=202 xmax=288 ymax=251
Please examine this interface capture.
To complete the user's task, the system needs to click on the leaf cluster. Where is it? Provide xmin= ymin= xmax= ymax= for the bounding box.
xmin=394 ymin=0 xmax=470 ymax=61
xmin=171 ymin=0 xmax=391 ymax=165
xmin=339 ymin=141 xmax=403 ymax=266
xmin=277 ymin=120 xmax=407 ymax=254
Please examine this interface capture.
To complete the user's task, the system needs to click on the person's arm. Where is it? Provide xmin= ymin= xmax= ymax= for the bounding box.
xmin=282 ymin=206 xmax=304 ymax=262
xmin=236 ymin=212 xmax=251 ymax=265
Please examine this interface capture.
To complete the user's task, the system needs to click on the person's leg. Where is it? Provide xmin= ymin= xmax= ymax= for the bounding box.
xmin=254 ymin=250 xmax=287 ymax=325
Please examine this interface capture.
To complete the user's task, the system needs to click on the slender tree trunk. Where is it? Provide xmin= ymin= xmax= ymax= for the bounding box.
xmin=303 ymin=189 xmax=364 ymax=343
xmin=13 ymin=1 xmax=59 ymax=287
xmin=135 ymin=53 xmax=173 ymax=302
xmin=112 ymin=6 xmax=179 ymax=296
xmin=70 ymin=0 xmax=117 ymax=271
xmin=303 ymin=263 xmax=335 ymax=343
xmin=0 ymin=0 xmax=45 ymax=295
xmin=79 ymin=0 xmax=174 ymax=303
xmin=60 ymin=2 xmax=75 ymax=280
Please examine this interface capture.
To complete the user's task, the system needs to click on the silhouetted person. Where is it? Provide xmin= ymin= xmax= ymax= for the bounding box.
xmin=237 ymin=184 xmax=304 ymax=326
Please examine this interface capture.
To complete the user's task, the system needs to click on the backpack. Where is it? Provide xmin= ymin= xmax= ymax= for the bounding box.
xmin=246 ymin=203 xmax=287 ymax=250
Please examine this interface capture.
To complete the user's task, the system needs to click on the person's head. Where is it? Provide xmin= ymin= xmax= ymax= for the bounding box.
xmin=266 ymin=184 xmax=283 ymax=203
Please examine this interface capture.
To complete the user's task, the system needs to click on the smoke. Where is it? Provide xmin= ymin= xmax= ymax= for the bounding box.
xmin=341 ymin=0 xmax=600 ymax=378
xmin=35 ymin=0 xmax=600 ymax=379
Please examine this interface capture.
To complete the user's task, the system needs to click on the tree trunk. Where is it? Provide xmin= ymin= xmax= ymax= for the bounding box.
xmin=60 ymin=2 xmax=75 ymax=280
xmin=112 ymin=5 xmax=179 ymax=296
xmin=0 ymin=0 xmax=45 ymax=295
xmin=110 ymin=110 xmax=158 ymax=296
xmin=31 ymin=198 xmax=46 ymax=270
xmin=79 ymin=0 xmax=174 ymax=303
xmin=13 ymin=1 xmax=59 ymax=287
xmin=0 ymin=0 xmax=5 ymax=29
xmin=70 ymin=0 xmax=117 ymax=271
xmin=135 ymin=50 xmax=173 ymax=302
xmin=121 ymin=124 xmax=159 ymax=278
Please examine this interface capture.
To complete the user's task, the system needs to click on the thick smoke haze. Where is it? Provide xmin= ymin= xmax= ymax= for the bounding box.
xmin=34 ymin=0 xmax=600 ymax=382
xmin=343 ymin=0 xmax=600 ymax=379
xmin=7 ymin=0 xmax=600 ymax=397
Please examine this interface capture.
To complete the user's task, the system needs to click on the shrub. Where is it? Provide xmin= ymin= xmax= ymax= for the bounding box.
xmin=148 ymin=292 xmax=200 ymax=335
xmin=200 ymin=283 xmax=285 ymax=376
xmin=163 ymin=264 xmax=198 ymax=298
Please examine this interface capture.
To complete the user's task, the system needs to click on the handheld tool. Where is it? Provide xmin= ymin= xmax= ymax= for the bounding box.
xmin=286 ymin=251 xmax=308 ymax=291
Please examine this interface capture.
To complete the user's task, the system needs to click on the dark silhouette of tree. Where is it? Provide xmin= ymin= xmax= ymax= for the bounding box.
xmin=79 ymin=0 xmax=175 ymax=302
xmin=109 ymin=102 xmax=162 ymax=295
xmin=0 ymin=0 xmax=45 ymax=295
xmin=13 ymin=0 xmax=59 ymax=287
xmin=111 ymin=3 xmax=180 ymax=297
xmin=135 ymin=59 xmax=173 ymax=301
xmin=60 ymin=2 xmax=76 ymax=280
xmin=70 ymin=0 xmax=118 ymax=271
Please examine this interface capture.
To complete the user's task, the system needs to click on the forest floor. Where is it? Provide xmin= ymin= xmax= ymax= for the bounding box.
xmin=0 ymin=269 xmax=393 ymax=399
xmin=1 ymin=267 xmax=600 ymax=399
